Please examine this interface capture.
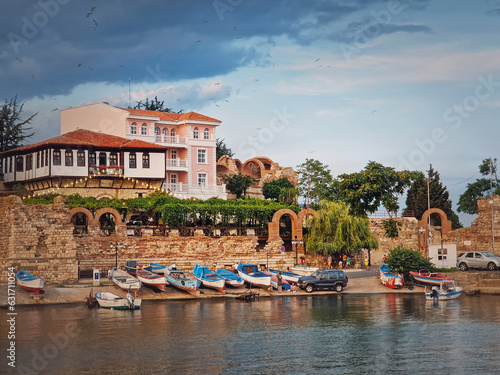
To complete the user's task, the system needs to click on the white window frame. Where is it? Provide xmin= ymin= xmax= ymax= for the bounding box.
xmin=131 ymin=122 xmax=137 ymax=135
xmin=198 ymin=173 xmax=207 ymax=187
xmin=193 ymin=127 xmax=199 ymax=139
xmin=141 ymin=123 xmax=147 ymax=135
xmin=203 ymin=128 xmax=210 ymax=140
xmin=197 ymin=149 xmax=206 ymax=164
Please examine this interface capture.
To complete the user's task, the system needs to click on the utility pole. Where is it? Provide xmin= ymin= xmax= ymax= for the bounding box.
xmin=487 ymin=158 xmax=496 ymax=253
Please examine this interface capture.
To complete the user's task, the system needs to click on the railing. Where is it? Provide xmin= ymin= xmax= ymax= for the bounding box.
xmin=89 ymin=165 xmax=124 ymax=176
xmin=368 ymin=210 xmax=415 ymax=218
xmin=156 ymin=135 xmax=187 ymax=145
xmin=162 ymin=182 xmax=186 ymax=192
xmin=166 ymin=159 xmax=188 ymax=168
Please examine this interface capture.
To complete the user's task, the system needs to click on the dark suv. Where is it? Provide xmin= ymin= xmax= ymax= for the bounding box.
xmin=298 ymin=269 xmax=348 ymax=293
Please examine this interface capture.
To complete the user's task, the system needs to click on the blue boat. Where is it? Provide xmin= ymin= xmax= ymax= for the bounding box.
xmin=193 ymin=264 xmax=226 ymax=293
xmin=149 ymin=262 xmax=168 ymax=275
xmin=16 ymin=270 xmax=45 ymax=294
xmin=165 ymin=264 xmax=200 ymax=296
xmin=379 ymin=263 xmax=404 ymax=289
xmin=236 ymin=263 xmax=272 ymax=290
xmin=216 ymin=269 xmax=244 ymax=288
xmin=124 ymin=260 xmax=152 ymax=276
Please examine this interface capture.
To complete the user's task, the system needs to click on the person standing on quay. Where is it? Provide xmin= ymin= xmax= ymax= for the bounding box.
xmin=327 ymin=254 xmax=332 ymax=269
xmin=277 ymin=272 xmax=283 ymax=293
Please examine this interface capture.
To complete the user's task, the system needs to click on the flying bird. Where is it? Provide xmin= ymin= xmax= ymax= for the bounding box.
xmin=86 ymin=7 xmax=95 ymax=18
xmin=372 ymin=109 xmax=377 ymax=113
xmin=16 ymin=57 xmax=22 ymax=62
xmin=32 ymin=74 xmax=35 ymax=79
xmin=235 ymin=36 xmax=243 ymax=39
xmin=77 ymin=63 xmax=82 ymax=67
xmin=52 ymin=108 xmax=59 ymax=112
xmin=234 ymin=26 xmax=236 ymax=31
xmin=88 ymin=66 xmax=94 ymax=70
xmin=214 ymin=82 xmax=220 ymax=85
xmin=195 ymin=40 xmax=201 ymax=43
xmin=315 ymin=58 xmax=320 ymax=62
xmin=93 ymin=19 xmax=98 ymax=27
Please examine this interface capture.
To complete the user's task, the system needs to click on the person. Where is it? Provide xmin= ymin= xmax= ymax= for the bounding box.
xmin=364 ymin=257 xmax=369 ymax=269
xmin=339 ymin=260 xmax=343 ymax=269
xmin=277 ymin=272 xmax=283 ymax=293
xmin=346 ymin=256 xmax=351 ymax=268
xmin=342 ymin=254 xmax=347 ymax=264
xmin=107 ymin=267 xmax=112 ymax=285
xmin=327 ymin=254 xmax=332 ymax=269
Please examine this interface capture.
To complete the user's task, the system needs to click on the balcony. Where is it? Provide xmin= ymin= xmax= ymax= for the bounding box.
xmin=155 ymin=135 xmax=187 ymax=146
xmin=166 ymin=158 xmax=188 ymax=170
xmin=89 ymin=165 xmax=124 ymax=176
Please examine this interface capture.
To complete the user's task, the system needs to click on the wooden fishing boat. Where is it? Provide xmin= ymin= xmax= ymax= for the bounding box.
xmin=16 ymin=270 xmax=45 ymax=294
xmin=193 ymin=264 xmax=226 ymax=293
xmin=111 ymin=268 xmax=142 ymax=291
xmin=379 ymin=264 xmax=404 ymax=289
xmin=236 ymin=263 xmax=272 ymax=290
xmin=165 ymin=264 xmax=200 ymax=296
xmin=409 ymin=270 xmax=454 ymax=286
xmin=95 ymin=291 xmax=142 ymax=310
xmin=289 ymin=264 xmax=319 ymax=276
xmin=149 ymin=262 xmax=168 ymax=275
xmin=425 ymin=279 xmax=462 ymax=301
xmin=268 ymin=268 xmax=302 ymax=285
xmin=216 ymin=269 xmax=245 ymax=288
xmin=136 ymin=268 xmax=167 ymax=291
xmin=124 ymin=260 xmax=152 ymax=276
xmin=263 ymin=270 xmax=291 ymax=291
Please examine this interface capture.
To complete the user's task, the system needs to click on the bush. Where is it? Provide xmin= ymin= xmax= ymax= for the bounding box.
xmin=385 ymin=247 xmax=435 ymax=282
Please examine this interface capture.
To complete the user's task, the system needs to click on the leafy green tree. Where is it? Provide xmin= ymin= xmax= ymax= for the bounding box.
xmin=278 ymin=186 xmax=298 ymax=206
xmin=296 ymin=158 xmax=335 ymax=208
xmin=216 ymin=138 xmax=234 ymax=161
xmin=0 ymin=95 xmax=36 ymax=153
xmin=385 ymin=247 xmax=436 ymax=282
xmin=222 ymin=173 xmax=256 ymax=199
xmin=383 ymin=218 xmax=402 ymax=239
xmin=305 ymin=200 xmax=378 ymax=255
xmin=337 ymin=161 xmax=419 ymax=217
xmin=405 ymin=166 xmax=462 ymax=228
xmin=134 ymin=96 xmax=182 ymax=113
xmin=458 ymin=159 xmax=499 ymax=215
xmin=262 ymin=177 xmax=294 ymax=201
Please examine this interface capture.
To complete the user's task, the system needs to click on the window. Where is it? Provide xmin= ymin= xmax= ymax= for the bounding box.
xmin=170 ymin=129 xmax=176 ymax=137
xmin=65 ymin=150 xmax=73 ymax=166
xmin=155 ymin=127 xmax=160 ymax=142
xmin=142 ymin=153 xmax=150 ymax=168
xmin=109 ymin=153 xmax=118 ymax=166
xmin=162 ymin=128 xmax=168 ymax=142
xmin=170 ymin=174 xmax=177 ymax=184
xmin=41 ymin=150 xmax=44 ymax=168
xmin=36 ymin=152 xmax=40 ymax=168
xmin=88 ymin=152 xmax=96 ymax=166
xmin=53 ymin=151 xmax=61 ymax=166
xmin=129 ymin=153 xmax=136 ymax=168
xmin=141 ymin=123 xmax=147 ymax=135
xmin=9 ymin=157 xmax=13 ymax=173
xmin=77 ymin=151 xmax=85 ymax=167
xmin=26 ymin=154 xmax=32 ymax=170
xmin=204 ymin=128 xmax=210 ymax=140
xmin=197 ymin=149 xmax=206 ymax=164
xmin=45 ymin=149 xmax=49 ymax=166
xmin=193 ymin=127 xmax=199 ymax=139
xmin=131 ymin=122 xmax=137 ymax=135
xmin=16 ymin=156 xmax=24 ymax=171
xmin=170 ymin=150 xmax=177 ymax=166
xmin=198 ymin=173 xmax=207 ymax=186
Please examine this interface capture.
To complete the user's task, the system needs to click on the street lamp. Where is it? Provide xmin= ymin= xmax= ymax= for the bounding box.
xmin=484 ymin=157 xmax=497 ymax=254
xmin=110 ymin=242 xmax=123 ymax=268
xmin=292 ymin=236 xmax=304 ymax=265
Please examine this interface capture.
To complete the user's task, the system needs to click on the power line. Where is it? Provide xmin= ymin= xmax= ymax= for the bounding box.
xmin=447 ymin=171 xmax=481 ymax=187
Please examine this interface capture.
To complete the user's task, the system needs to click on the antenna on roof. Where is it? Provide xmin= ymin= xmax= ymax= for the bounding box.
xmin=128 ymin=77 xmax=131 ymax=108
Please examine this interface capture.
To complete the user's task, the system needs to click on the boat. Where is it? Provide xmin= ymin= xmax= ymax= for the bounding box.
xmin=193 ymin=264 xmax=226 ymax=293
xmin=379 ymin=264 xmax=404 ymax=289
xmin=165 ymin=264 xmax=200 ymax=296
xmin=216 ymin=269 xmax=245 ymax=288
xmin=111 ymin=268 xmax=142 ymax=291
xmin=136 ymin=268 xmax=167 ymax=291
xmin=263 ymin=270 xmax=291 ymax=291
xmin=425 ymin=279 xmax=462 ymax=301
xmin=124 ymin=260 xmax=152 ymax=276
xmin=16 ymin=270 xmax=45 ymax=294
xmin=409 ymin=269 xmax=454 ymax=286
xmin=236 ymin=263 xmax=272 ymax=290
xmin=268 ymin=268 xmax=302 ymax=285
xmin=289 ymin=264 xmax=319 ymax=276
xmin=149 ymin=262 xmax=168 ymax=275
xmin=95 ymin=291 xmax=142 ymax=310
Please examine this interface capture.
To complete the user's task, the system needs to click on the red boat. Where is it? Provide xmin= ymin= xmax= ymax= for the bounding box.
xmin=409 ymin=270 xmax=454 ymax=286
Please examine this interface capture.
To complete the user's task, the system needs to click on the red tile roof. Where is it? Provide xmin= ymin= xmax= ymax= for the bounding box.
xmin=0 ymin=129 xmax=167 ymax=155
xmin=122 ymin=108 xmax=221 ymax=123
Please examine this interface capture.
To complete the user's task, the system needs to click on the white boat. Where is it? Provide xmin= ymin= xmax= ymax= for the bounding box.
xmin=236 ymin=263 xmax=272 ymax=290
xmin=425 ymin=280 xmax=462 ymax=301
xmin=95 ymin=291 xmax=142 ymax=310
xmin=289 ymin=264 xmax=319 ymax=276
xmin=193 ymin=264 xmax=226 ymax=293
xmin=16 ymin=270 xmax=45 ymax=294
xmin=111 ymin=268 xmax=142 ymax=291
xmin=216 ymin=269 xmax=245 ymax=288
xmin=136 ymin=268 xmax=167 ymax=292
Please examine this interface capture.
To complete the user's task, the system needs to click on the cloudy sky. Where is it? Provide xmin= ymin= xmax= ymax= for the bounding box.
xmin=2 ymin=0 xmax=499 ymax=225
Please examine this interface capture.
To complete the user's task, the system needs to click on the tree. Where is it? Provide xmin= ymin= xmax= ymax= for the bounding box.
xmin=133 ymin=96 xmax=182 ymax=113
xmin=405 ymin=165 xmax=462 ymax=228
xmin=0 ymin=95 xmax=36 ymax=153
xmin=296 ymin=158 xmax=335 ymax=208
xmin=216 ymin=138 xmax=234 ymax=161
xmin=262 ymin=177 xmax=294 ymax=201
xmin=458 ymin=159 xmax=499 ymax=215
xmin=222 ymin=173 xmax=256 ymax=199
xmin=385 ymin=247 xmax=436 ymax=282
xmin=337 ymin=161 xmax=419 ymax=217
xmin=305 ymin=200 xmax=378 ymax=256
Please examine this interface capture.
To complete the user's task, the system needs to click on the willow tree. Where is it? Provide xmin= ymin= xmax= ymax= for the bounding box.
xmin=305 ymin=201 xmax=378 ymax=258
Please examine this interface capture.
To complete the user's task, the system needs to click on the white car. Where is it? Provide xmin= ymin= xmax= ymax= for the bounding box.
xmin=456 ymin=251 xmax=500 ymax=271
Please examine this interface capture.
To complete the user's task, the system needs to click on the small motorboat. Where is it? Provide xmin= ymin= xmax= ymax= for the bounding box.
xmin=236 ymin=263 xmax=272 ymax=290
xmin=124 ymin=260 xmax=152 ymax=276
xmin=149 ymin=262 xmax=168 ymax=275
xmin=425 ymin=279 xmax=462 ymax=301
xmin=268 ymin=268 xmax=302 ymax=285
xmin=379 ymin=264 xmax=404 ymax=289
xmin=263 ymin=270 xmax=291 ymax=291
xmin=16 ymin=270 xmax=45 ymax=294
xmin=165 ymin=264 xmax=200 ymax=296
xmin=95 ymin=291 xmax=142 ymax=310
xmin=111 ymin=268 xmax=142 ymax=291
xmin=289 ymin=264 xmax=319 ymax=276
xmin=193 ymin=264 xmax=226 ymax=293
xmin=409 ymin=270 xmax=454 ymax=286
xmin=136 ymin=268 xmax=167 ymax=292
xmin=216 ymin=269 xmax=245 ymax=288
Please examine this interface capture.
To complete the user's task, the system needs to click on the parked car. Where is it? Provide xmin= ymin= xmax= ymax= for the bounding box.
xmin=297 ymin=269 xmax=348 ymax=293
xmin=456 ymin=251 xmax=500 ymax=271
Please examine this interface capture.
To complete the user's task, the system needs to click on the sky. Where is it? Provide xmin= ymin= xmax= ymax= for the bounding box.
xmin=1 ymin=0 xmax=499 ymax=226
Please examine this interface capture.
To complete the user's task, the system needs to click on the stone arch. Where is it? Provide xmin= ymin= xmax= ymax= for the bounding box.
xmin=418 ymin=208 xmax=452 ymax=235
xmin=216 ymin=164 xmax=230 ymax=184
xmin=92 ymin=207 xmax=124 ymax=227
xmin=297 ymin=208 xmax=318 ymax=227
xmin=255 ymin=157 xmax=273 ymax=171
xmin=234 ymin=159 xmax=243 ymax=173
xmin=269 ymin=209 xmax=299 ymax=240
xmin=242 ymin=158 xmax=266 ymax=180
xmin=96 ymin=193 xmax=115 ymax=200
xmin=68 ymin=207 xmax=94 ymax=223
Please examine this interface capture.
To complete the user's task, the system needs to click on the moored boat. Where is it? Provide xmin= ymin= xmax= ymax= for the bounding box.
xmin=149 ymin=262 xmax=168 ymax=275
xmin=193 ymin=264 xmax=226 ymax=293
xmin=124 ymin=260 xmax=152 ymax=276
xmin=379 ymin=264 xmax=404 ymax=289
xmin=268 ymin=268 xmax=302 ymax=285
xmin=236 ymin=263 xmax=272 ymax=290
xmin=289 ymin=264 xmax=319 ymax=276
xmin=263 ymin=270 xmax=291 ymax=291
xmin=425 ymin=279 xmax=462 ymax=301
xmin=216 ymin=269 xmax=245 ymax=288
xmin=111 ymin=268 xmax=142 ymax=291
xmin=136 ymin=268 xmax=167 ymax=291
xmin=16 ymin=270 xmax=45 ymax=295
xmin=165 ymin=264 xmax=200 ymax=296
xmin=95 ymin=291 xmax=142 ymax=310
xmin=409 ymin=270 xmax=454 ymax=286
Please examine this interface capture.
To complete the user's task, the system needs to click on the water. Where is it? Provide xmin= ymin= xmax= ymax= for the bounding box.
xmin=5 ymin=294 xmax=500 ymax=374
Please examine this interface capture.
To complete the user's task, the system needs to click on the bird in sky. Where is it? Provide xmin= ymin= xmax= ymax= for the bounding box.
xmin=195 ymin=40 xmax=201 ymax=43
xmin=235 ymin=36 xmax=243 ymax=39
xmin=93 ymin=19 xmax=98 ymax=27
xmin=315 ymin=58 xmax=320 ymax=62
xmin=16 ymin=57 xmax=22 ymax=62
xmin=86 ymin=7 xmax=95 ymax=18
xmin=88 ymin=67 xmax=94 ymax=70
xmin=214 ymin=82 xmax=220 ymax=85
xmin=78 ymin=63 xmax=81 ymax=67
xmin=52 ymin=108 xmax=59 ymax=112
xmin=372 ymin=109 xmax=377 ymax=113
xmin=32 ymin=74 xmax=35 ymax=79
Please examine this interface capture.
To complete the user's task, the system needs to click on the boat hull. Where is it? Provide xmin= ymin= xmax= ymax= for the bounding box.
xmin=16 ymin=270 xmax=45 ymax=295
xmin=410 ymin=271 xmax=453 ymax=286
xmin=216 ymin=269 xmax=244 ymax=288
xmin=112 ymin=268 xmax=142 ymax=291
xmin=166 ymin=269 xmax=200 ymax=296
xmin=379 ymin=264 xmax=404 ymax=289
xmin=425 ymin=289 xmax=462 ymax=301
xmin=136 ymin=270 xmax=167 ymax=291
xmin=193 ymin=264 xmax=226 ymax=293
xmin=95 ymin=292 xmax=142 ymax=310
xmin=289 ymin=265 xmax=319 ymax=276
xmin=268 ymin=269 xmax=301 ymax=285
xmin=236 ymin=264 xmax=272 ymax=289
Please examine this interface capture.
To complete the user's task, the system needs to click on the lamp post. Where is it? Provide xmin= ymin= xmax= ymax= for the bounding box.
xmin=292 ymin=236 xmax=298 ymax=265
xmin=111 ymin=242 xmax=123 ymax=268
xmin=485 ymin=157 xmax=497 ymax=254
